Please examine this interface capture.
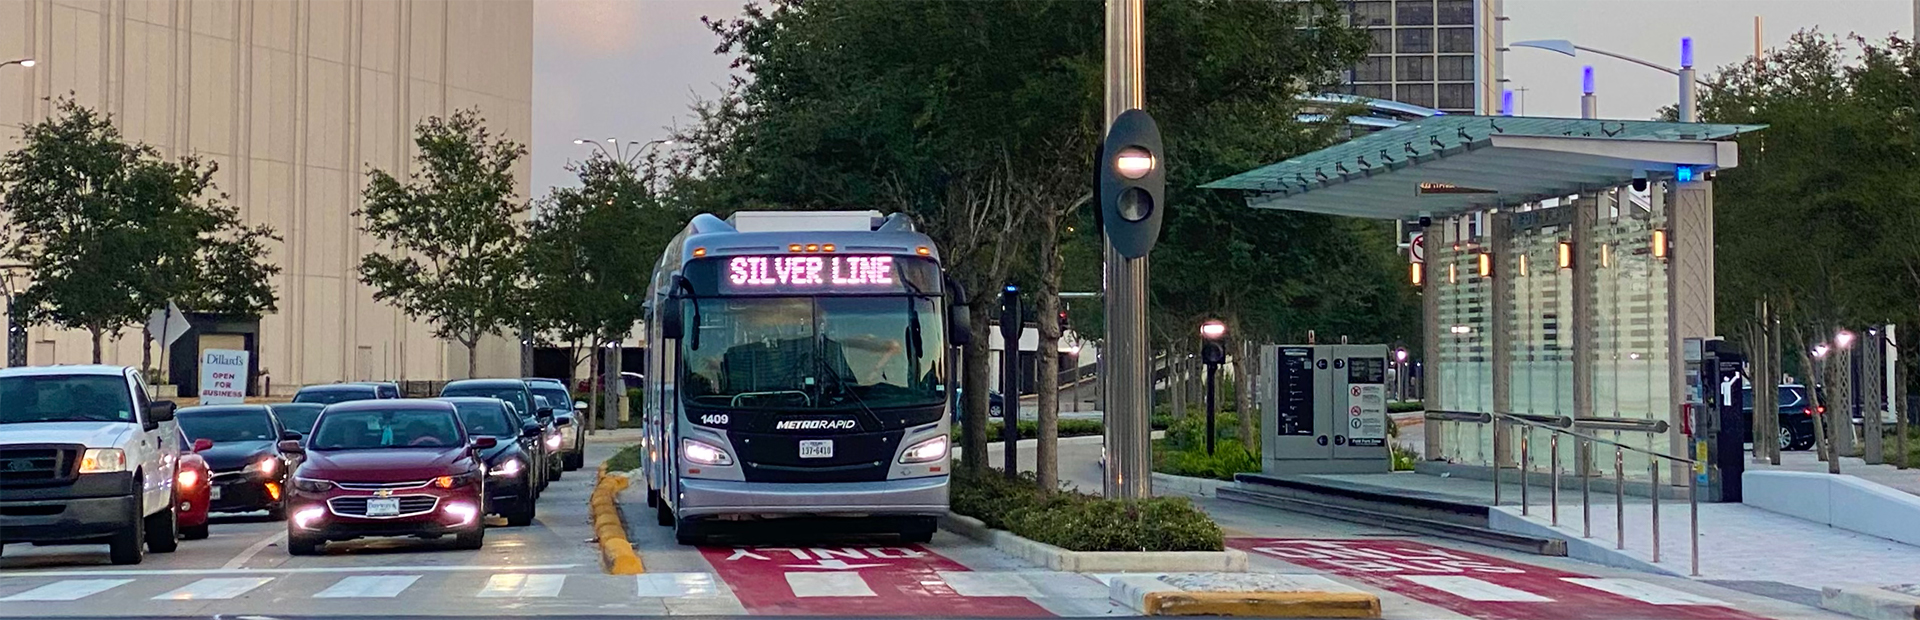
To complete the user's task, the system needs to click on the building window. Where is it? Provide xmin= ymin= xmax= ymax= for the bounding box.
xmin=1355 ymin=83 xmax=1394 ymax=101
xmin=1396 ymin=28 xmax=1433 ymax=53
xmin=1369 ymin=29 xmax=1394 ymax=54
xmin=1438 ymin=83 xmax=1475 ymax=111
xmin=1396 ymin=56 xmax=1434 ymax=82
xmin=1437 ymin=0 xmax=1475 ymax=25
xmin=1395 ymin=0 xmax=1434 ymax=26
xmin=1438 ymin=28 xmax=1475 ymax=53
xmin=1397 ymin=83 xmax=1437 ymax=108
xmin=1355 ymin=57 xmax=1392 ymax=82
xmin=1351 ymin=1 xmax=1392 ymax=27
xmin=1438 ymin=55 xmax=1475 ymax=81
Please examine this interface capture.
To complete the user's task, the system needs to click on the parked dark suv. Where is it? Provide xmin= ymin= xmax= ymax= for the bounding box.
xmin=1742 ymin=384 xmax=1819 ymax=451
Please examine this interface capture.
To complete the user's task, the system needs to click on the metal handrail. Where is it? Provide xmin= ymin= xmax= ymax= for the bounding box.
xmin=1429 ymin=409 xmax=1701 ymax=576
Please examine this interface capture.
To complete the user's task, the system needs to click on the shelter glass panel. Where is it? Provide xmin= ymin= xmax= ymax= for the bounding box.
xmin=1590 ymin=188 xmax=1672 ymax=473
xmin=1435 ymin=218 xmax=1494 ymax=465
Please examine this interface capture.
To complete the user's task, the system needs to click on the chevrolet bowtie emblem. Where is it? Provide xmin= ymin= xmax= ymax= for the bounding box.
xmin=374 ymin=489 xmax=392 ymax=498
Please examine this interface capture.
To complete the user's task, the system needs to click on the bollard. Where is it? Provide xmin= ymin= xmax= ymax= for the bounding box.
xmin=1520 ymin=428 xmax=1531 ymax=516
xmin=1651 ymin=456 xmax=1662 ymax=563
xmin=1614 ymin=446 xmax=1625 ymax=551
xmin=1550 ymin=434 xmax=1560 ymax=526
xmin=1581 ymin=439 xmax=1592 ymax=538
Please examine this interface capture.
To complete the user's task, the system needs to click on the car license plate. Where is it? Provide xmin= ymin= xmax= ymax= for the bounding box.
xmin=366 ymin=498 xmax=401 ymax=517
xmin=209 ymin=486 xmax=222 ymax=501
xmin=799 ymin=440 xmax=833 ymax=459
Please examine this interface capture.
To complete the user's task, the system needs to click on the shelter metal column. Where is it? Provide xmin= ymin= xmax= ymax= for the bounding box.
xmin=1491 ymin=211 xmax=1515 ymax=468
xmin=1423 ymin=225 xmax=1444 ymax=460
xmin=1667 ymin=179 xmax=1714 ymax=480
xmin=1573 ymin=194 xmax=1598 ymax=425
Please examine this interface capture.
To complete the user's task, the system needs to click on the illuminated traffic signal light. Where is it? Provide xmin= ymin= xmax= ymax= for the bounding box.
xmin=1099 ymin=109 xmax=1166 ymax=259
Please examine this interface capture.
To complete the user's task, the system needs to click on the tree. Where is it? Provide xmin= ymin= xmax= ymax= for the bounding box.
xmin=1 ymin=98 xmax=281 ymax=362
xmin=359 ymin=109 xmax=528 ymax=379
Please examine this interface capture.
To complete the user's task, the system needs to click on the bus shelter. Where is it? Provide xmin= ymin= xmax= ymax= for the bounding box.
xmin=1203 ymin=115 xmax=1761 ymax=481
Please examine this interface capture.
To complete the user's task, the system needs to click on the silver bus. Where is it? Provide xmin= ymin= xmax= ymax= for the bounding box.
xmin=641 ymin=211 xmax=971 ymax=545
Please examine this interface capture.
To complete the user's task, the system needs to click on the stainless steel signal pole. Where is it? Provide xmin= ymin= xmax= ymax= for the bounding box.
xmin=1103 ymin=0 xmax=1151 ymax=499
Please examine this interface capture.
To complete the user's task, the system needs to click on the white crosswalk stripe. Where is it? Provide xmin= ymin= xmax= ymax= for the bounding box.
xmin=0 ymin=579 xmax=134 ymax=602
xmin=1400 ymin=575 xmax=1555 ymax=602
xmin=152 ymin=577 xmax=274 ymax=600
xmin=635 ymin=573 xmax=727 ymax=598
xmin=785 ymin=572 xmax=875 ymax=597
xmin=313 ymin=575 xmax=421 ymax=598
xmin=475 ymin=574 xmax=566 ymax=598
xmin=1562 ymin=578 xmax=1731 ymax=606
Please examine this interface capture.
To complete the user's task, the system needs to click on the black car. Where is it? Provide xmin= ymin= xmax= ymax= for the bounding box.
xmin=440 ymin=397 xmax=542 ymax=526
xmin=1742 ymin=384 xmax=1819 ymax=451
xmin=440 ymin=379 xmax=562 ymax=487
xmin=525 ymin=378 xmax=586 ymax=471
xmin=269 ymin=403 xmax=326 ymax=437
xmin=355 ymin=382 xmax=403 ymax=399
xmin=952 ymin=388 xmax=1007 ymax=418
xmin=293 ymin=383 xmax=382 ymax=405
xmin=175 ymin=405 xmax=293 ymax=519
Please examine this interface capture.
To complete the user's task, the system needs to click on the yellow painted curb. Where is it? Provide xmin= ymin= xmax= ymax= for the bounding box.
xmin=1142 ymin=591 xmax=1381 ymax=618
xmin=590 ymin=469 xmax=644 ymax=575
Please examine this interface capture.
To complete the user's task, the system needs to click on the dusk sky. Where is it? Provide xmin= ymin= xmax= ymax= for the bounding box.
xmin=530 ymin=0 xmax=1918 ymax=197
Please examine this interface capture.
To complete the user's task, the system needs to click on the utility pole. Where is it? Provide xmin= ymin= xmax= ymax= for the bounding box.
xmin=1103 ymin=0 xmax=1152 ymax=499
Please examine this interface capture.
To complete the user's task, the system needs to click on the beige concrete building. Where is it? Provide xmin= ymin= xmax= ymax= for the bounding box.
xmin=1 ymin=0 xmax=535 ymax=391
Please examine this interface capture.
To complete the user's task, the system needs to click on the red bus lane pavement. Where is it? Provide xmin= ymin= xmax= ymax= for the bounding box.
xmin=1231 ymin=538 xmax=1771 ymax=620
xmin=698 ymin=544 xmax=1056 ymax=617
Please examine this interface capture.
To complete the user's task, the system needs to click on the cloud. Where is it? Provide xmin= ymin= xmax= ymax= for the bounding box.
xmin=538 ymin=0 xmax=644 ymax=55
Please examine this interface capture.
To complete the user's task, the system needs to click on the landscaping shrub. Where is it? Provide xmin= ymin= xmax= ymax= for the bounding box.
xmin=1391 ymin=444 xmax=1421 ymax=471
xmin=959 ymin=418 xmax=1107 ymax=441
xmin=1388 ymin=400 xmax=1425 ymax=413
xmin=950 ymin=467 xmax=1223 ymax=552
xmin=604 ymin=443 xmax=643 ymax=472
xmin=1156 ymin=440 xmax=1260 ymax=481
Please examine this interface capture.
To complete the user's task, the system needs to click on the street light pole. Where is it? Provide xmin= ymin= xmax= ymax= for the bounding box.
xmin=1102 ymin=0 xmax=1152 ymax=499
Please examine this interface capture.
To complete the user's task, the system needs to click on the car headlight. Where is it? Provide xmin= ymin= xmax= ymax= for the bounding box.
xmin=252 ymin=456 xmax=279 ymax=476
xmin=544 ymin=433 xmax=562 ymax=451
xmin=79 ymin=448 xmax=127 ymax=473
xmin=489 ymin=458 xmax=523 ymax=477
xmin=292 ymin=477 xmax=334 ymax=493
xmin=681 ymin=438 xmax=732 ymax=466
xmin=432 ymin=471 xmax=481 ymax=489
xmin=900 ymin=436 xmax=949 ymax=464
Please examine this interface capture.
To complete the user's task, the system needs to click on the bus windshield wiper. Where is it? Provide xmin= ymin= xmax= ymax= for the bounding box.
xmin=817 ymin=357 xmax=878 ymax=423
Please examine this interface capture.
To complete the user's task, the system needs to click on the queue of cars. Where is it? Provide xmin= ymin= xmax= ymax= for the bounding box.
xmin=0 ymin=366 xmax=591 ymax=563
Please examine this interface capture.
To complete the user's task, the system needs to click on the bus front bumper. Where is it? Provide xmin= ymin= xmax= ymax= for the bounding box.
xmin=676 ymin=476 xmax=948 ymax=520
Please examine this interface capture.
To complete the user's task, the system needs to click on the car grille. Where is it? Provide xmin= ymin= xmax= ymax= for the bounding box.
xmin=0 ymin=446 xmax=78 ymax=486
xmin=327 ymin=495 xmax=438 ymax=518
xmin=333 ymin=479 xmax=430 ymax=491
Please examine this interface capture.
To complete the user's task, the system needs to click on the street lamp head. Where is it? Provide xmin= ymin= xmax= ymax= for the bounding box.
xmin=1582 ymin=66 xmax=1595 ymax=95
xmin=1395 ymin=348 xmax=1408 ymax=362
xmin=572 ymin=139 xmax=588 ymax=145
xmin=1835 ymin=330 xmax=1856 ymax=349
xmin=1680 ymin=37 xmax=1694 ymax=69
xmin=606 ymin=138 xmax=616 ymax=144
xmin=1509 ymin=39 xmax=1578 ymax=58
xmin=1199 ymin=320 xmax=1227 ymax=340
xmin=17 ymin=59 xmax=34 ymax=68
xmin=1813 ymin=343 xmax=1831 ymax=359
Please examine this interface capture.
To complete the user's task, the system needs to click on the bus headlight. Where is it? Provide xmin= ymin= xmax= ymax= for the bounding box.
xmin=681 ymin=439 xmax=733 ymax=466
xmin=899 ymin=436 xmax=948 ymax=464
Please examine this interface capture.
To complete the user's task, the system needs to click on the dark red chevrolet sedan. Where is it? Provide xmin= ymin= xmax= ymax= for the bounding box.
xmin=279 ymin=399 xmax=493 ymax=555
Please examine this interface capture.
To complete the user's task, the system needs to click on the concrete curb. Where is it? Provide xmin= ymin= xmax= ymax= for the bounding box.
xmin=939 ymin=513 xmax=1248 ymax=573
xmin=591 ymin=463 xmax=644 ymax=575
xmin=1108 ymin=573 xmax=1380 ymax=618
xmin=1151 ymin=472 xmax=1234 ymax=498
xmin=1821 ymin=585 xmax=1920 ymax=620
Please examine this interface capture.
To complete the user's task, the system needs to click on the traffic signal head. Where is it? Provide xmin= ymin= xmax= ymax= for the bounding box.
xmin=1099 ymin=109 xmax=1165 ymax=259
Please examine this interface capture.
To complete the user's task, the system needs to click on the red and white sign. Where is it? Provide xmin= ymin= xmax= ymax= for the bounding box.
xmin=198 ymin=349 xmax=249 ymax=404
xmin=1410 ymin=233 xmax=1426 ymax=263
xmin=1231 ymin=538 xmax=1766 ymax=620
xmin=699 ymin=545 xmax=1050 ymax=617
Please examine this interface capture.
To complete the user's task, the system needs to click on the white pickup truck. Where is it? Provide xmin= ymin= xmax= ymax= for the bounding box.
xmin=0 ymin=365 xmax=184 ymax=564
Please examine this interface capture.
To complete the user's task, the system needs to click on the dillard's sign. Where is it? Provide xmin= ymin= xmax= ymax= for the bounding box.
xmin=198 ymin=349 xmax=250 ymax=405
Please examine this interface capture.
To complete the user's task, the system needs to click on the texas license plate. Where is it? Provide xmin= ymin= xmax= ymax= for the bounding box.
xmin=209 ymin=486 xmax=223 ymax=501
xmin=799 ymin=440 xmax=833 ymax=459
xmin=366 ymin=498 xmax=400 ymax=516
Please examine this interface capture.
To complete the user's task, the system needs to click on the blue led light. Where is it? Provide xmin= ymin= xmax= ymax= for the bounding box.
xmin=1681 ymin=37 xmax=1694 ymax=68
xmin=1582 ymin=66 xmax=1595 ymax=94
xmin=1676 ymin=166 xmax=1694 ymax=182
xmin=1502 ymin=90 xmax=1515 ymax=116
xmin=1005 ymin=284 xmax=1019 ymax=292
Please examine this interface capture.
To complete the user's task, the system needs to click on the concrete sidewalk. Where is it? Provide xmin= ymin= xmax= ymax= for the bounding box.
xmin=1747 ymin=451 xmax=1920 ymax=497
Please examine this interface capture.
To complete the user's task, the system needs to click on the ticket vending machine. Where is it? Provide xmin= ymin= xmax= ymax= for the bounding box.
xmin=1260 ymin=344 xmax=1392 ymax=475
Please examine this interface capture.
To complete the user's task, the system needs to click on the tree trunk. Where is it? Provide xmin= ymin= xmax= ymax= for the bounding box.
xmin=1897 ymin=346 xmax=1910 ymax=469
xmin=1801 ymin=329 xmax=1841 ymax=474
xmin=463 ymin=334 xmax=479 ymax=379
xmin=1033 ymin=225 xmax=1063 ymax=490
xmin=1169 ymin=346 xmax=1186 ymax=420
xmin=141 ymin=326 xmax=153 ymax=378
xmin=90 ymin=326 xmax=104 ymax=364
xmin=587 ymin=341 xmax=603 ymax=433
xmin=606 ymin=341 xmax=623 ymax=430
xmin=962 ymin=299 xmax=994 ymax=472
xmin=1236 ymin=337 xmax=1254 ymax=452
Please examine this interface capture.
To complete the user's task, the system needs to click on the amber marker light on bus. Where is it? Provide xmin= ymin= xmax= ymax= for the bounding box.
xmin=806 ymin=244 xmax=819 ymax=252
xmin=788 ymin=244 xmax=802 ymax=252
xmin=916 ymin=246 xmax=931 ymax=256
xmin=823 ymin=244 xmax=836 ymax=252
xmin=692 ymin=247 xmax=707 ymax=258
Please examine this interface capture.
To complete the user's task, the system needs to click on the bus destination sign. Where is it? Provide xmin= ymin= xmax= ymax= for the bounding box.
xmin=727 ymin=255 xmax=896 ymax=291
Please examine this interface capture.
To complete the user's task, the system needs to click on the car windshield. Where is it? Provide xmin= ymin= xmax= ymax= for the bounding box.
xmin=683 ymin=295 xmax=945 ymax=410
xmin=270 ymin=404 xmax=325 ymax=434
xmin=309 ymin=409 xmax=462 ymax=450
xmin=178 ymin=408 xmax=276 ymax=443
xmin=530 ymin=387 xmax=571 ymax=412
xmin=294 ymin=387 xmax=377 ymax=404
xmin=452 ymin=402 xmax=516 ymax=437
xmin=0 ymin=375 xmax=135 ymax=424
xmin=441 ymin=386 xmax=531 ymax=416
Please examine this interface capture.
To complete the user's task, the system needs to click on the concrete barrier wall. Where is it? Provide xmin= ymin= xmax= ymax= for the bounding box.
xmin=1743 ymin=471 xmax=1920 ymax=548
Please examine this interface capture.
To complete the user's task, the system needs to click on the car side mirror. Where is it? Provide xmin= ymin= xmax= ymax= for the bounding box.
xmin=277 ymin=439 xmax=304 ymax=453
xmin=281 ymin=430 xmax=304 ymax=441
xmin=574 ymin=400 xmax=588 ymax=412
xmin=538 ymin=407 xmax=555 ymax=417
xmin=554 ymin=416 xmax=573 ymax=427
xmin=522 ymin=422 xmax=544 ymax=438
xmin=471 ymin=436 xmax=499 ymax=450
xmin=193 ymin=438 xmax=213 ymax=453
xmin=149 ymin=400 xmax=177 ymax=423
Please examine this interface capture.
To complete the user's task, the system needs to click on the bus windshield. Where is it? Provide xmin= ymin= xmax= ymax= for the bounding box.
xmin=683 ymin=295 xmax=945 ymax=411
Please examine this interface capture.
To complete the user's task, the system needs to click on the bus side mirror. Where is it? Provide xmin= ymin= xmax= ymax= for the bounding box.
xmin=661 ymin=296 xmax=684 ymax=339
xmin=946 ymin=278 xmax=973 ymax=346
